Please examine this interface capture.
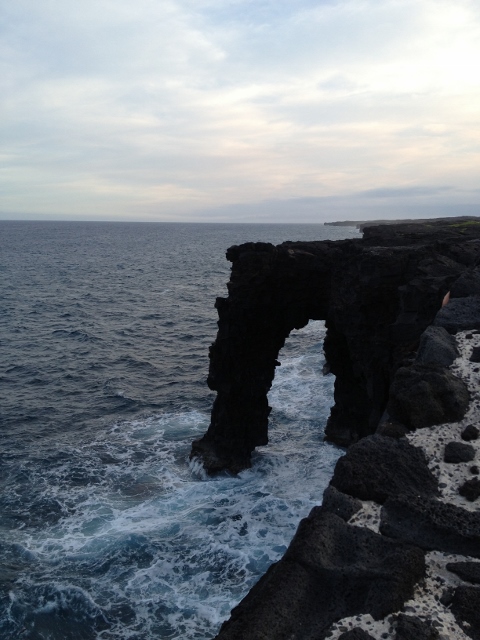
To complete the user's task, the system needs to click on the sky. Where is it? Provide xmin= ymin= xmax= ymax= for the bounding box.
xmin=1 ymin=0 xmax=480 ymax=223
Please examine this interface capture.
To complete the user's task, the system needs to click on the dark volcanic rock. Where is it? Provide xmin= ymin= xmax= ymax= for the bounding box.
xmin=459 ymin=477 xmax=480 ymax=502
xmin=462 ymin=424 xmax=480 ymax=441
xmin=439 ymin=587 xmax=455 ymax=606
xmin=415 ymin=326 xmax=459 ymax=367
xmin=387 ymin=364 xmax=469 ymax=430
xmin=338 ymin=630 xmax=375 ymax=640
xmin=394 ymin=614 xmax=439 ymax=640
xmin=380 ymin=494 xmax=480 ymax=557
xmin=376 ymin=420 xmax=410 ymax=439
xmin=434 ymin=295 xmax=480 ymax=333
xmin=471 ymin=346 xmax=480 ymax=363
xmin=450 ymin=266 xmax=480 ymax=298
xmin=192 ymin=220 xmax=480 ymax=472
xmin=447 ymin=561 xmax=480 ymax=584
xmin=330 ymin=435 xmax=438 ymax=504
xmin=451 ymin=586 xmax=480 ymax=640
xmin=321 ymin=485 xmax=362 ymax=521
xmin=215 ymin=511 xmax=425 ymax=640
xmin=444 ymin=441 xmax=476 ymax=463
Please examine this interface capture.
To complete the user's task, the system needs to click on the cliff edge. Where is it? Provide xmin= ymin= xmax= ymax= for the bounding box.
xmin=190 ymin=218 xmax=480 ymax=640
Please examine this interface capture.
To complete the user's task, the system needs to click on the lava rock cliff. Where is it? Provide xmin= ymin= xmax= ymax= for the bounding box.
xmin=190 ymin=218 xmax=480 ymax=640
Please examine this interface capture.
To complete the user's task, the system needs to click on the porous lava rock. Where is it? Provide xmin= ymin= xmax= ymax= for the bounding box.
xmin=376 ymin=420 xmax=410 ymax=439
xmin=444 ymin=441 xmax=476 ymax=463
xmin=450 ymin=586 xmax=480 ymax=640
xmin=214 ymin=510 xmax=425 ymax=640
xmin=330 ymin=435 xmax=438 ymax=504
xmin=380 ymin=495 xmax=480 ymax=557
xmin=394 ymin=614 xmax=439 ymax=640
xmin=387 ymin=364 xmax=469 ymax=430
xmin=470 ymin=346 xmax=480 ymax=363
xmin=446 ymin=561 xmax=480 ymax=584
xmin=459 ymin=477 xmax=480 ymax=502
xmin=434 ymin=296 xmax=480 ymax=333
xmin=450 ymin=266 xmax=480 ymax=298
xmin=321 ymin=485 xmax=362 ymax=522
xmin=462 ymin=424 xmax=480 ymax=441
xmin=415 ymin=326 xmax=459 ymax=367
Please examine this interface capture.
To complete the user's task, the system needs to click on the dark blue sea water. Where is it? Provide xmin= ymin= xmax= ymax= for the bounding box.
xmin=0 ymin=221 xmax=359 ymax=639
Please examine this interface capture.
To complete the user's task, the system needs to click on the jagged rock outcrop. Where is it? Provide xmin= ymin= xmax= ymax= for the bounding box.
xmin=191 ymin=220 xmax=480 ymax=474
xmin=214 ymin=509 xmax=425 ymax=640
xmin=380 ymin=494 xmax=480 ymax=557
xmin=330 ymin=435 xmax=438 ymax=504
xmin=387 ymin=364 xmax=470 ymax=430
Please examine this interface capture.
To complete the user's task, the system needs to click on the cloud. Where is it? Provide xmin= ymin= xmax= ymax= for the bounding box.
xmin=1 ymin=0 xmax=480 ymax=220
xmin=360 ymin=186 xmax=454 ymax=199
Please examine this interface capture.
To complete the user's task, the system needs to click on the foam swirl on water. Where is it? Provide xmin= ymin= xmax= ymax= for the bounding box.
xmin=1 ymin=327 xmax=341 ymax=639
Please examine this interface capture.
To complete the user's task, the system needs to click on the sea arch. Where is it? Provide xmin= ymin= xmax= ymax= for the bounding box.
xmin=190 ymin=230 xmax=460 ymax=474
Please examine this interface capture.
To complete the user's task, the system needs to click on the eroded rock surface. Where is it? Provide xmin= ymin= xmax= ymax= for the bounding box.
xmin=415 ymin=326 xmax=459 ymax=367
xmin=394 ymin=614 xmax=439 ymax=640
xmin=447 ymin=561 xmax=480 ymax=584
xmin=451 ymin=586 xmax=480 ymax=640
xmin=380 ymin=494 xmax=480 ymax=557
xmin=215 ymin=510 xmax=425 ymax=640
xmin=387 ymin=364 xmax=469 ymax=430
xmin=330 ymin=435 xmax=438 ymax=504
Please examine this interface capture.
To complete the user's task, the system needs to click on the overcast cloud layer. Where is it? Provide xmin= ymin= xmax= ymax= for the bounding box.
xmin=2 ymin=0 xmax=480 ymax=222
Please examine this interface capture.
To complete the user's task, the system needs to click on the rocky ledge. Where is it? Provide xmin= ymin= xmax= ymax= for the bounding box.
xmin=190 ymin=218 xmax=480 ymax=640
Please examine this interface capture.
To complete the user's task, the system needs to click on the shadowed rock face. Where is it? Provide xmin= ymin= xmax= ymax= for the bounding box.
xmin=191 ymin=222 xmax=480 ymax=474
xmin=214 ymin=509 xmax=425 ymax=640
xmin=330 ymin=435 xmax=439 ymax=504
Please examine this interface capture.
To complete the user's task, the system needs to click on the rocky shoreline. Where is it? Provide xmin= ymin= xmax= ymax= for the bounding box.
xmin=191 ymin=219 xmax=480 ymax=640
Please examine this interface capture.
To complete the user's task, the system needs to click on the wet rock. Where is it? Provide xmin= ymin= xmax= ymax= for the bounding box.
xmin=214 ymin=511 xmax=425 ymax=640
xmin=415 ymin=326 xmax=459 ymax=367
xmin=444 ymin=441 xmax=475 ymax=463
xmin=446 ymin=561 xmax=480 ymax=584
xmin=380 ymin=495 xmax=480 ymax=557
xmin=434 ymin=296 xmax=480 ymax=333
xmin=394 ymin=614 xmax=439 ymax=640
xmin=387 ymin=364 xmax=469 ymax=430
xmin=321 ymin=485 xmax=362 ymax=522
xmin=451 ymin=586 xmax=480 ymax=640
xmin=338 ymin=629 xmax=375 ymax=640
xmin=459 ymin=477 xmax=480 ymax=502
xmin=462 ymin=424 xmax=480 ymax=441
xmin=331 ymin=435 xmax=438 ymax=504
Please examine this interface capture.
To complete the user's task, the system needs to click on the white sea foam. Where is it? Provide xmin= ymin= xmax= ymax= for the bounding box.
xmin=3 ymin=322 xmax=340 ymax=639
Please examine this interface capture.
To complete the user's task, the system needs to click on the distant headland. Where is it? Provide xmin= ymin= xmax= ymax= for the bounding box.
xmin=325 ymin=215 xmax=480 ymax=230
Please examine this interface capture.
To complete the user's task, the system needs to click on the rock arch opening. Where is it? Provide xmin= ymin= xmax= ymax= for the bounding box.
xmin=267 ymin=320 xmax=334 ymax=445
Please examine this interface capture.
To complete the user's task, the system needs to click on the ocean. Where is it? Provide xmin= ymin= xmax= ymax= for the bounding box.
xmin=0 ymin=221 xmax=359 ymax=640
